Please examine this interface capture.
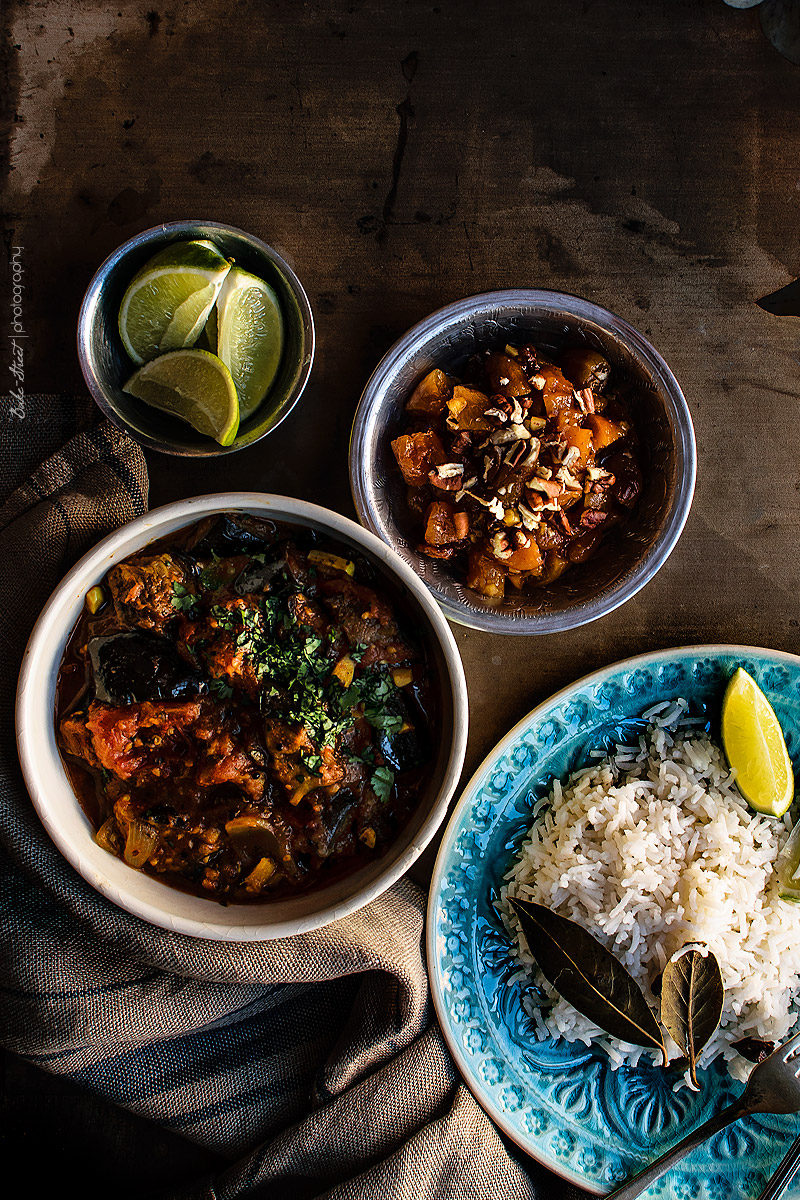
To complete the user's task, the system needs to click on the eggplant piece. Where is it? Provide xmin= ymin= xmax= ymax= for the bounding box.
xmin=314 ymin=789 xmax=360 ymax=858
xmin=189 ymin=515 xmax=272 ymax=557
xmin=167 ymin=548 xmax=201 ymax=579
xmin=234 ymin=556 xmax=288 ymax=596
xmin=377 ymin=701 xmax=427 ymax=772
xmin=88 ymin=632 xmax=207 ymax=705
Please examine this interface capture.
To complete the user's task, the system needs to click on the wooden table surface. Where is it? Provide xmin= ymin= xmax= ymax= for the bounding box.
xmin=4 ymin=0 xmax=800 ymax=1193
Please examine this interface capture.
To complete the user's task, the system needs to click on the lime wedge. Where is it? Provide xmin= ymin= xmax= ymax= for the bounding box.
xmin=216 ymin=266 xmax=284 ymax=420
xmin=777 ymin=820 xmax=800 ymax=898
xmin=159 ymin=281 xmax=218 ymax=353
xmin=196 ymin=304 xmax=218 ymax=354
xmin=123 ymin=349 xmax=240 ymax=445
xmin=118 ymin=240 xmax=232 ymax=364
xmin=721 ymin=667 xmax=794 ymax=817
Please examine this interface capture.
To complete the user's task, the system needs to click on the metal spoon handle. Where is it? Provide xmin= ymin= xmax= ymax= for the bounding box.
xmin=606 ymin=1101 xmax=748 ymax=1200
xmin=756 ymin=1135 xmax=800 ymax=1200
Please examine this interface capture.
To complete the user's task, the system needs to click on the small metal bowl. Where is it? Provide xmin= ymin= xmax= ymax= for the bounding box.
xmin=349 ymin=289 xmax=696 ymax=635
xmin=78 ymin=220 xmax=315 ymax=457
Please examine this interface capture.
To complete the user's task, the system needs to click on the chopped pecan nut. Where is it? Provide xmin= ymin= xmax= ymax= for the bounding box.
xmin=579 ymin=509 xmax=609 ymax=528
xmin=526 ymin=477 xmax=562 ymax=499
xmin=450 ymin=431 xmax=473 ymax=455
xmin=428 ymin=468 xmax=462 ymax=491
xmin=418 ymin=542 xmax=455 ymax=559
xmin=489 ymin=531 xmax=512 ymax=560
xmin=555 ymin=508 xmax=574 ymax=536
xmin=504 ymin=440 xmax=529 ymax=468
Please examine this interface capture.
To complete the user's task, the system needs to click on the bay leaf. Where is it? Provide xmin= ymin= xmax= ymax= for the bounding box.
xmin=508 ymin=898 xmax=666 ymax=1061
xmin=659 ymin=943 xmax=724 ymax=1087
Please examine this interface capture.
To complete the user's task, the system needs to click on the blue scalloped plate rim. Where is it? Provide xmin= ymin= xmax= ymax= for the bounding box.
xmin=427 ymin=645 xmax=800 ymax=1199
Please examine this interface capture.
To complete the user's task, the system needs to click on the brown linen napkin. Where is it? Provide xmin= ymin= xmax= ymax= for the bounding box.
xmin=0 ymin=397 xmax=553 ymax=1199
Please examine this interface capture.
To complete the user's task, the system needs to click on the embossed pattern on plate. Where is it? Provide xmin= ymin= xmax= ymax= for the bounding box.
xmin=428 ymin=645 xmax=800 ymax=1198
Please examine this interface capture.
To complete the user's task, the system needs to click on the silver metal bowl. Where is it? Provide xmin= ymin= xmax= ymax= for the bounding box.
xmin=77 ymin=220 xmax=315 ymax=457
xmin=349 ymin=289 xmax=696 ymax=635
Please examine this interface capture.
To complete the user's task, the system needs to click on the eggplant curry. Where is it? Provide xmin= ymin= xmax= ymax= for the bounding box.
xmin=391 ymin=343 xmax=643 ymax=600
xmin=56 ymin=514 xmax=435 ymax=903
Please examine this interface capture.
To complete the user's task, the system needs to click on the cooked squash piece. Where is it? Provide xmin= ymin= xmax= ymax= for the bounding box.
xmin=390 ymin=430 xmax=448 ymax=486
xmin=485 ymin=352 xmax=532 ymax=398
xmin=586 ymin=412 xmax=625 ymax=450
xmin=540 ymin=548 xmax=570 ymax=583
xmin=466 ymin=548 xmax=506 ymax=598
xmin=504 ymin=539 xmax=544 ymax=575
xmin=540 ymin=366 xmax=577 ymax=418
xmin=561 ymin=424 xmax=594 ymax=468
xmin=446 ymin=385 xmax=492 ymax=432
xmin=424 ymin=501 xmax=458 ymax=546
xmin=558 ymin=348 xmax=611 ymax=391
xmin=406 ymin=368 xmax=453 ymax=416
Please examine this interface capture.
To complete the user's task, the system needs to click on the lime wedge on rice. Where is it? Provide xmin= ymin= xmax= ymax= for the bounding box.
xmin=118 ymin=239 xmax=232 ymax=364
xmin=721 ymin=667 xmax=794 ymax=818
xmin=778 ymin=820 xmax=800 ymax=902
xmin=122 ymin=349 xmax=240 ymax=445
xmin=216 ymin=266 xmax=284 ymax=420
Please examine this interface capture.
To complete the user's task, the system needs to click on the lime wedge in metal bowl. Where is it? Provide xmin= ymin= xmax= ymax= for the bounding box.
xmin=122 ymin=349 xmax=239 ymax=446
xmin=118 ymin=239 xmax=232 ymax=364
xmin=216 ymin=265 xmax=285 ymax=420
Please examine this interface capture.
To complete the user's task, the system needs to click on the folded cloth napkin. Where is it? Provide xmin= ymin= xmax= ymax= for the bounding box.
xmin=0 ymin=398 xmax=553 ymax=1199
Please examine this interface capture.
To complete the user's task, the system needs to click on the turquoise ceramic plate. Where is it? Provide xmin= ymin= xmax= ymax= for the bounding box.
xmin=428 ymin=645 xmax=800 ymax=1199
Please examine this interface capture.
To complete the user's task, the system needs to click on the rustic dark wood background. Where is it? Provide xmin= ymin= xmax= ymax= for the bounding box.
xmin=3 ymin=0 xmax=800 ymax=1193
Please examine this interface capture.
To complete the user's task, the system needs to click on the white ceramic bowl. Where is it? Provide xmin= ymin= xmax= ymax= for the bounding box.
xmin=16 ymin=493 xmax=468 ymax=941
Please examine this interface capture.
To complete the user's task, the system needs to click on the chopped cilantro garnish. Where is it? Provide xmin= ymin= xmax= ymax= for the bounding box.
xmin=205 ymin=595 xmax=405 ymax=762
xmin=371 ymin=765 xmax=395 ymax=802
xmin=170 ymin=582 xmax=196 ymax=614
xmin=198 ymin=562 xmax=226 ymax=591
xmin=337 ymin=669 xmax=402 ymax=734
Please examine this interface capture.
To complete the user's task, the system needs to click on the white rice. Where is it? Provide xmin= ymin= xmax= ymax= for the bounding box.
xmin=499 ymin=698 xmax=800 ymax=1083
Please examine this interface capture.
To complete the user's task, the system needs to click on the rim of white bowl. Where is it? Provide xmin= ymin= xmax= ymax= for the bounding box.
xmin=16 ymin=492 xmax=468 ymax=941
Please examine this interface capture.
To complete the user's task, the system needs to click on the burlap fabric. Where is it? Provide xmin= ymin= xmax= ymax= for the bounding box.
xmin=0 ymin=398 xmax=561 ymax=1199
